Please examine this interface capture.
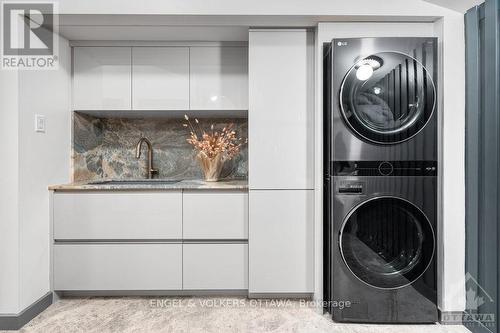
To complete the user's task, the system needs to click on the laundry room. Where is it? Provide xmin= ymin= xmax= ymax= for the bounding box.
xmin=0 ymin=0 xmax=497 ymax=332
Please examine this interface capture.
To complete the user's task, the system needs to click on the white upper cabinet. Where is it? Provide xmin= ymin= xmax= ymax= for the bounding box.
xmin=132 ymin=47 xmax=190 ymax=110
xmin=73 ymin=45 xmax=248 ymax=112
xmin=190 ymin=46 xmax=248 ymax=110
xmin=73 ymin=47 xmax=132 ymax=110
xmin=248 ymin=30 xmax=314 ymax=189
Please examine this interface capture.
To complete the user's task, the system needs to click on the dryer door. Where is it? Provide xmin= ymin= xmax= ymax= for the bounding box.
xmin=339 ymin=52 xmax=435 ymax=144
xmin=339 ymin=196 xmax=435 ymax=289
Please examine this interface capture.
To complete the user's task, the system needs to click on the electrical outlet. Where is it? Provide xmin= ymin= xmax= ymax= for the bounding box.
xmin=35 ymin=115 xmax=46 ymax=133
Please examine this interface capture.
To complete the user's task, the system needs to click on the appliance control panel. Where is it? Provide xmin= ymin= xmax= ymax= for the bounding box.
xmin=338 ymin=182 xmax=364 ymax=194
xmin=332 ymin=161 xmax=437 ymax=177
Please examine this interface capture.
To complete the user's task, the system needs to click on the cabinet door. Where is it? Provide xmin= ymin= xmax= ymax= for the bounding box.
xmin=249 ymin=190 xmax=314 ymax=293
xmin=190 ymin=47 xmax=248 ymax=110
xmin=183 ymin=191 xmax=248 ymax=239
xmin=73 ymin=47 xmax=131 ymax=110
xmin=132 ymin=47 xmax=189 ymax=110
xmin=53 ymin=191 xmax=182 ymax=240
xmin=183 ymin=244 xmax=248 ymax=290
xmin=54 ymin=244 xmax=182 ymax=290
xmin=248 ymin=30 xmax=313 ymax=189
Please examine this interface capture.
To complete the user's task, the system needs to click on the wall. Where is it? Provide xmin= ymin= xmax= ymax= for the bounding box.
xmin=433 ymin=14 xmax=467 ymax=313
xmin=16 ymin=35 xmax=71 ymax=310
xmin=314 ymin=21 xmax=466 ymax=312
xmin=423 ymin=0 xmax=484 ymax=13
xmin=72 ymin=113 xmax=248 ymax=181
xmin=0 ymin=69 xmax=20 ymax=314
xmin=0 ymin=34 xmax=71 ymax=314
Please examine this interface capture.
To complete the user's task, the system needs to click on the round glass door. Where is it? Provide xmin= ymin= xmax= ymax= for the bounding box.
xmin=339 ymin=197 xmax=435 ymax=289
xmin=339 ymin=52 xmax=435 ymax=144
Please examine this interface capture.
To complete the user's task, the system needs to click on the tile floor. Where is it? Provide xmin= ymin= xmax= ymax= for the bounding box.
xmin=4 ymin=297 xmax=471 ymax=333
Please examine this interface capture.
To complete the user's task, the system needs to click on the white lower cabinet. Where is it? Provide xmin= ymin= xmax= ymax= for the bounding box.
xmin=53 ymin=243 xmax=182 ymax=290
xmin=249 ymin=190 xmax=314 ymax=294
xmin=53 ymin=191 xmax=182 ymax=240
xmin=183 ymin=244 xmax=248 ymax=290
xmin=183 ymin=191 xmax=248 ymax=239
xmin=51 ymin=190 xmax=249 ymax=292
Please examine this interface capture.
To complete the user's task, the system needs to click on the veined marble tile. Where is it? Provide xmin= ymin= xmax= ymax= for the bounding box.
xmin=73 ymin=113 xmax=248 ymax=182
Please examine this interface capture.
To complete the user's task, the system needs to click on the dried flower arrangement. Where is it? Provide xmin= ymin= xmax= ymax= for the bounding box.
xmin=183 ymin=115 xmax=246 ymax=181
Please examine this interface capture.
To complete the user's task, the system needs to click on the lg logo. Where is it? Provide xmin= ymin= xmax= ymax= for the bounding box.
xmin=337 ymin=41 xmax=348 ymax=46
xmin=2 ymin=2 xmax=54 ymax=55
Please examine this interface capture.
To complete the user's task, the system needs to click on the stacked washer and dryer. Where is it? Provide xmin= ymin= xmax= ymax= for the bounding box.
xmin=323 ymin=37 xmax=438 ymax=323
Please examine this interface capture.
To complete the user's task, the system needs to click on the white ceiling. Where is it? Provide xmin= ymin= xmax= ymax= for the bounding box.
xmin=423 ymin=0 xmax=484 ymax=13
xmin=56 ymin=14 xmax=441 ymax=41
xmin=51 ymin=0 xmax=479 ymax=41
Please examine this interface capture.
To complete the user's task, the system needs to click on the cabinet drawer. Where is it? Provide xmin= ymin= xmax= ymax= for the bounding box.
xmin=53 ymin=191 xmax=182 ymax=240
xmin=53 ymin=243 xmax=182 ymax=290
xmin=183 ymin=244 xmax=248 ymax=290
xmin=183 ymin=191 xmax=248 ymax=239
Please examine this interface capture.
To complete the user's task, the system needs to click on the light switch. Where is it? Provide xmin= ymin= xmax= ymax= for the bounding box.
xmin=35 ymin=114 xmax=46 ymax=133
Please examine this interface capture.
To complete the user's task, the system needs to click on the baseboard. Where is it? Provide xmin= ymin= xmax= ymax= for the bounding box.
xmin=440 ymin=309 xmax=496 ymax=332
xmin=248 ymin=293 xmax=313 ymax=299
xmin=57 ymin=290 xmax=313 ymax=299
xmin=56 ymin=290 xmax=249 ymax=297
xmin=439 ymin=310 xmax=465 ymax=325
xmin=0 ymin=292 xmax=53 ymax=331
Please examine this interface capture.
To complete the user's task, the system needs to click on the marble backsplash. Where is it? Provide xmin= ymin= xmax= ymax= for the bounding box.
xmin=72 ymin=112 xmax=248 ymax=182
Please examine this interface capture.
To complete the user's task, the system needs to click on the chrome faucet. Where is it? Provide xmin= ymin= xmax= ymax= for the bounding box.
xmin=135 ymin=137 xmax=158 ymax=179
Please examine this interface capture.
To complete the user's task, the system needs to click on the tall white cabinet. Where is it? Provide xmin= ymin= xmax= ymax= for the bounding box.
xmin=248 ymin=29 xmax=314 ymax=295
xmin=249 ymin=190 xmax=314 ymax=293
xmin=248 ymin=30 xmax=314 ymax=189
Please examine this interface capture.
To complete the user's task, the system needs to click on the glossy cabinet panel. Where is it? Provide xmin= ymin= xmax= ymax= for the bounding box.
xmin=53 ymin=244 xmax=182 ymax=290
xmin=248 ymin=30 xmax=313 ymax=189
xmin=183 ymin=191 xmax=248 ymax=239
xmin=249 ymin=190 xmax=314 ymax=293
xmin=190 ymin=47 xmax=248 ymax=110
xmin=132 ymin=47 xmax=189 ymax=110
xmin=183 ymin=244 xmax=248 ymax=290
xmin=73 ymin=46 xmax=248 ymax=112
xmin=53 ymin=191 xmax=182 ymax=240
xmin=73 ymin=47 xmax=132 ymax=110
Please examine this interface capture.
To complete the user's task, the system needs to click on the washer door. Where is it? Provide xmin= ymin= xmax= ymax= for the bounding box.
xmin=339 ymin=52 xmax=435 ymax=144
xmin=339 ymin=197 xmax=435 ymax=289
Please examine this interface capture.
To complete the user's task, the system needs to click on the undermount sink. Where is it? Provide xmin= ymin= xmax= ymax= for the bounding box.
xmin=88 ymin=180 xmax=180 ymax=185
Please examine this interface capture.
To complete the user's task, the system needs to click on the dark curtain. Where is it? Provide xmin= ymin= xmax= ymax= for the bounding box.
xmin=465 ymin=0 xmax=500 ymax=332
